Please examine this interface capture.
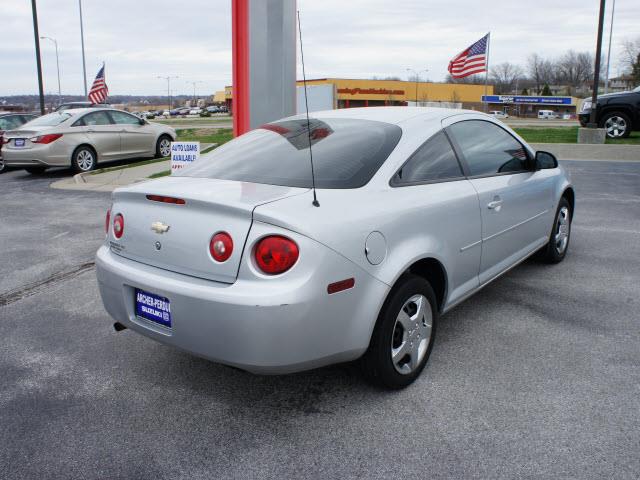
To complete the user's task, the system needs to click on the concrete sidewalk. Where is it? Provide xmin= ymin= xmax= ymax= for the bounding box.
xmin=530 ymin=143 xmax=640 ymax=161
xmin=51 ymin=143 xmax=214 ymax=192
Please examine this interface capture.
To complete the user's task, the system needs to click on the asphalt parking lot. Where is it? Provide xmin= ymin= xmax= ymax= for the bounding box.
xmin=1 ymin=161 xmax=639 ymax=479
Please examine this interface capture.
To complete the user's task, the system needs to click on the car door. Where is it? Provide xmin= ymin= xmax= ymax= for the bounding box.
xmin=108 ymin=111 xmax=155 ymax=157
xmin=389 ymin=130 xmax=482 ymax=307
xmin=446 ymin=118 xmax=553 ymax=284
xmin=74 ymin=111 xmax=121 ymax=160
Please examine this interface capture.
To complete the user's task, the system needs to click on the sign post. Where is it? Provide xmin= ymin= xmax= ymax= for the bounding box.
xmin=170 ymin=142 xmax=200 ymax=174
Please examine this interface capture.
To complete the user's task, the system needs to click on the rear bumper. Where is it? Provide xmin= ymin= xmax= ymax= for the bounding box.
xmin=95 ymin=228 xmax=390 ymax=374
xmin=2 ymin=147 xmax=69 ymax=167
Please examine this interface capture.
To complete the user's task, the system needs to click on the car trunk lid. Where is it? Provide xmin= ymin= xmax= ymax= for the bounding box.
xmin=109 ymin=177 xmax=307 ymax=283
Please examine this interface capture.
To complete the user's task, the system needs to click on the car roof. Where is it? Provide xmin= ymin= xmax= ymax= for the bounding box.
xmin=299 ymin=106 xmax=482 ymax=125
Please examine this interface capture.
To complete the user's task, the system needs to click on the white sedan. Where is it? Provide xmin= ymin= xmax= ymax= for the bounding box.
xmin=489 ymin=110 xmax=509 ymax=119
xmin=2 ymin=108 xmax=176 ymax=173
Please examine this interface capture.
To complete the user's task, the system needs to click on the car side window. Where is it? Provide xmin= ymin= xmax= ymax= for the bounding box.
xmin=392 ymin=130 xmax=463 ymax=185
xmin=81 ymin=111 xmax=113 ymax=126
xmin=109 ymin=111 xmax=140 ymax=125
xmin=448 ymin=120 xmax=530 ymax=176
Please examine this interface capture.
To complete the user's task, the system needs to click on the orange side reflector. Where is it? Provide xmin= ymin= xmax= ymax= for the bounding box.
xmin=327 ymin=278 xmax=355 ymax=295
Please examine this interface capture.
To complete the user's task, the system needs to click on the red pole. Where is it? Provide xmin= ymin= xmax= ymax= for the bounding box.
xmin=232 ymin=0 xmax=250 ymax=136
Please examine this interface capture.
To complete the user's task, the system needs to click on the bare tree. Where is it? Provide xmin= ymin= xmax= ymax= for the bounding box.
xmin=555 ymin=50 xmax=594 ymax=94
xmin=620 ymin=37 xmax=640 ymax=73
xmin=527 ymin=54 xmax=556 ymax=94
xmin=490 ymin=62 xmax=524 ymax=94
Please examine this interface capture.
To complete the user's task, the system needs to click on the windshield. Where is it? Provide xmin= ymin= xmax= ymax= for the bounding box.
xmin=634 ymin=86 xmax=640 ymax=93
xmin=24 ymin=112 xmax=71 ymax=127
xmin=176 ymin=118 xmax=402 ymax=188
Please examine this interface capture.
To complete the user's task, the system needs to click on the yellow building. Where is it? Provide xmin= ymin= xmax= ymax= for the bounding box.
xmin=223 ymin=78 xmax=492 ymax=112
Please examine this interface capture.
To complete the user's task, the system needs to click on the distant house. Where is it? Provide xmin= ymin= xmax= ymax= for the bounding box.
xmin=609 ymin=75 xmax=636 ymax=92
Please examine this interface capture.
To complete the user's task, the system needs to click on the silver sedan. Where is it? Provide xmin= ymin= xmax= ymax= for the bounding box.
xmin=2 ymin=108 xmax=176 ymax=173
xmin=96 ymin=107 xmax=574 ymax=389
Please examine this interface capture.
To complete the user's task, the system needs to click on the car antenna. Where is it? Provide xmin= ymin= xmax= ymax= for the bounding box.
xmin=297 ymin=10 xmax=319 ymax=207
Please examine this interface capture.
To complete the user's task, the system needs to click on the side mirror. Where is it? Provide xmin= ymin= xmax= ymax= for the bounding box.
xmin=138 ymin=117 xmax=146 ymax=125
xmin=534 ymin=150 xmax=558 ymax=170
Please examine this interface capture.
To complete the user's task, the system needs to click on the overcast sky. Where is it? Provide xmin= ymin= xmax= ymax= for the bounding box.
xmin=1 ymin=0 xmax=638 ymax=96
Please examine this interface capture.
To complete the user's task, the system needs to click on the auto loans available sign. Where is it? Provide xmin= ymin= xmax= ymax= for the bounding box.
xmin=170 ymin=142 xmax=200 ymax=174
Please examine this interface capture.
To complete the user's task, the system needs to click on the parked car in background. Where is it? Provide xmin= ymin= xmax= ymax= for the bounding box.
xmin=55 ymin=102 xmax=111 ymax=111
xmin=96 ymin=107 xmax=574 ymax=389
xmin=489 ymin=110 xmax=509 ymax=119
xmin=579 ymin=85 xmax=640 ymax=139
xmin=189 ymin=108 xmax=203 ymax=115
xmin=206 ymin=106 xmax=220 ymax=113
xmin=0 ymin=113 xmax=38 ymax=173
xmin=178 ymin=108 xmax=190 ymax=116
xmin=2 ymin=108 xmax=176 ymax=174
xmin=538 ymin=110 xmax=557 ymax=120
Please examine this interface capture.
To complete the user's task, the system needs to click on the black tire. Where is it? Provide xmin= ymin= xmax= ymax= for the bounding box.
xmin=24 ymin=166 xmax=47 ymax=174
xmin=71 ymin=146 xmax=97 ymax=173
xmin=361 ymin=274 xmax=438 ymax=389
xmin=156 ymin=135 xmax=172 ymax=158
xmin=539 ymin=197 xmax=572 ymax=264
xmin=599 ymin=111 xmax=632 ymax=139
xmin=0 ymin=160 xmax=5 ymax=174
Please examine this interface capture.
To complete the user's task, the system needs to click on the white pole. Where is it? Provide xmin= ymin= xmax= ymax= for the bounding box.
xmin=604 ymin=0 xmax=615 ymax=94
xmin=79 ymin=0 xmax=87 ymax=96
xmin=484 ymin=32 xmax=490 ymax=113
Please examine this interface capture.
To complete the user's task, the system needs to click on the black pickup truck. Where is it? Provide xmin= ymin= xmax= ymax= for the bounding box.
xmin=579 ymin=85 xmax=640 ymax=139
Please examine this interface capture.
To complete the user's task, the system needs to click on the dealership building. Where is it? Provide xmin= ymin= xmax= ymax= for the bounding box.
xmin=221 ymin=78 xmax=492 ymax=113
xmin=217 ymin=78 xmax=582 ymax=117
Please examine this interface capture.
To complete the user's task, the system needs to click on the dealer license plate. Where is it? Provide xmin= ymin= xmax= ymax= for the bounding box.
xmin=14 ymin=139 xmax=25 ymax=147
xmin=135 ymin=288 xmax=171 ymax=328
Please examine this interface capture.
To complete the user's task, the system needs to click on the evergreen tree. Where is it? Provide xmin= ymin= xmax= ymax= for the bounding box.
xmin=521 ymin=88 xmax=529 ymax=95
xmin=541 ymin=83 xmax=552 ymax=96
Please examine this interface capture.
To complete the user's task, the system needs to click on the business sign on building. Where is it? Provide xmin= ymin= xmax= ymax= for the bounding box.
xmin=482 ymin=95 xmax=572 ymax=105
xmin=170 ymin=142 xmax=200 ymax=174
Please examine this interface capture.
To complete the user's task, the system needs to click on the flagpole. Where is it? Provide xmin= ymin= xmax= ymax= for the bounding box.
xmin=484 ymin=32 xmax=490 ymax=113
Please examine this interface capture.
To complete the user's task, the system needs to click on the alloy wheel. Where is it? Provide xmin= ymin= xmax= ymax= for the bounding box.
xmin=160 ymin=138 xmax=171 ymax=157
xmin=76 ymin=150 xmax=95 ymax=171
xmin=391 ymin=294 xmax=432 ymax=375
xmin=605 ymin=116 xmax=627 ymax=138
xmin=555 ymin=206 xmax=570 ymax=254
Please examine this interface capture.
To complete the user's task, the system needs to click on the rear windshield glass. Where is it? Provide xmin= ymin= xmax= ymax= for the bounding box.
xmin=176 ymin=118 xmax=402 ymax=188
xmin=25 ymin=112 xmax=71 ymax=127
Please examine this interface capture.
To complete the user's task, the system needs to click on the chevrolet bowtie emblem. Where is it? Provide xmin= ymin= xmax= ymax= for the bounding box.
xmin=151 ymin=222 xmax=170 ymax=234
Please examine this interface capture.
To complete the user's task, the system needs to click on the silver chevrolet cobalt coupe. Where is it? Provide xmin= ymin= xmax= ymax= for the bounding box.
xmin=96 ymin=107 xmax=574 ymax=389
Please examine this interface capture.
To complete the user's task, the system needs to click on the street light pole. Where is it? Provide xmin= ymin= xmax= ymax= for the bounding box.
xmin=406 ymin=68 xmax=429 ymax=106
xmin=186 ymin=81 xmax=204 ymax=105
xmin=158 ymin=76 xmax=178 ymax=109
xmin=604 ymin=0 xmax=616 ymax=94
xmin=78 ymin=0 xmax=88 ymax=96
xmin=589 ymin=0 xmax=606 ymax=127
xmin=41 ymin=36 xmax=62 ymax=105
xmin=30 ymin=0 xmax=45 ymax=115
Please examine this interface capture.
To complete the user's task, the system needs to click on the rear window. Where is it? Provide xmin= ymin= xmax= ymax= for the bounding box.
xmin=25 ymin=112 xmax=71 ymax=127
xmin=176 ymin=118 xmax=402 ymax=188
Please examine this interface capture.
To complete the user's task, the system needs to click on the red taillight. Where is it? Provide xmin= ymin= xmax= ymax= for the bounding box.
xmin=146 ymin=194 xmax=186 ymax=205
xmin=105 ymin=209 xmax=111 ymax=235
xmin=30 ymin=133 xmax=63 ymax=144
xmin=113 ymin=213 xmax=124 ymax=239
xmin=254 ymin=236 xmax=299 ymax=275
xmin=209 ymin=232 xmax=233 ymax=262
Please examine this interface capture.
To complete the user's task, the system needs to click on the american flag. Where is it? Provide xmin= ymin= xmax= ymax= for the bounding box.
xmin=88 ymin=65 xmax=109 ymax=104
xmin=448 ymin=34 xmax=489 ymax=79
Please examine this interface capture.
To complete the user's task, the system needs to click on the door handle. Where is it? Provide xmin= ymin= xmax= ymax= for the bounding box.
xmin=487 ymin=199 xmax=503 ymax=211
xmin=87 ymin=128 xmax=95 ymax=133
